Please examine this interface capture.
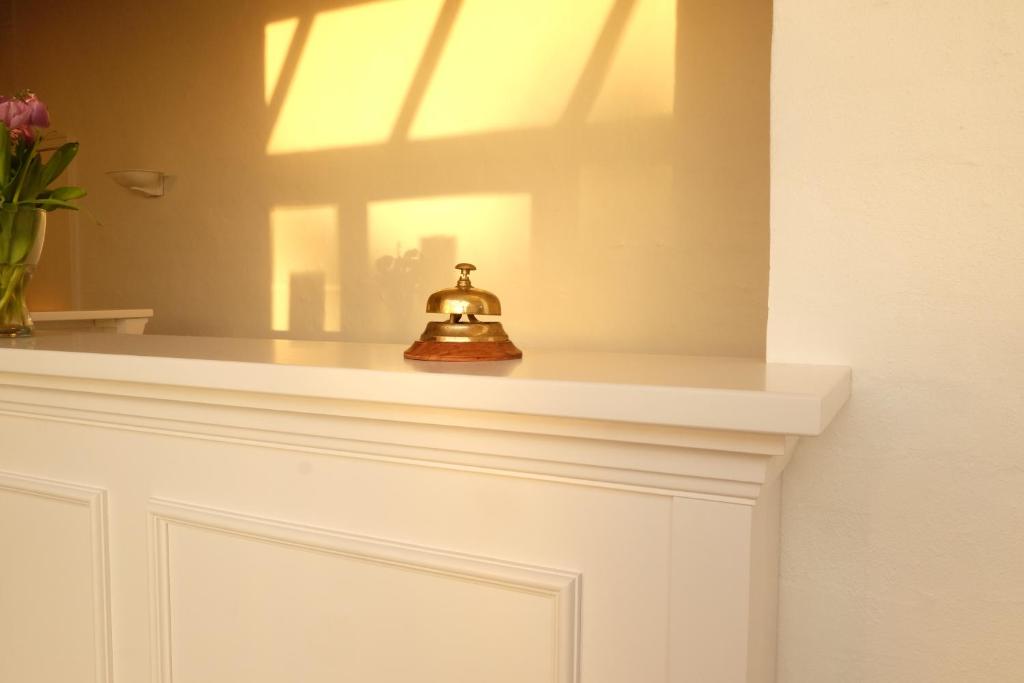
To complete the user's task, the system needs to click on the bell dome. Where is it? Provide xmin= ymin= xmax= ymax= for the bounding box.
xmin=424 ymin=263 xmax=501 ymax=316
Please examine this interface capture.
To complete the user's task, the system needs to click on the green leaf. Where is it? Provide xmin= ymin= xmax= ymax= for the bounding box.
xmin=18 ymin=197 xmax=81 ymax=212
xmin=9 ymin=207 xmax=39 ymax=263
xmin=0 ymin=123 xmax=9 ymax=190
xmin=17 ymin=156 xmax=43 ymax=202
xmin=0 ymin=207 xmax=14 ymax=263
xmin=38 ymin=141 xmax=78 ymax=190
xmin=8 ymin=134 xmax=39 ymax=203
xmin=47 ymin=186 xmax=87 ymax=201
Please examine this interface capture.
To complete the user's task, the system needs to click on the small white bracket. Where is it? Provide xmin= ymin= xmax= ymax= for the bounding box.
xmin=107 ymin=169 xmax=171 ymax=198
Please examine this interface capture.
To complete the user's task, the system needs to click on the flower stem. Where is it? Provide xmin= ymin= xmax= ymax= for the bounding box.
xmin=0 ymin=264 xmax=27 ymax=329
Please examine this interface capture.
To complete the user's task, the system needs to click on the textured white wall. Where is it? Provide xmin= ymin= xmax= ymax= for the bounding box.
xmin=770 ymin=1 xmax=1024 ymax=681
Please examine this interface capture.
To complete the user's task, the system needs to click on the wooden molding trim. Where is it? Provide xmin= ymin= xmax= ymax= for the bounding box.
xmin=0 ymin=382 xmax=791 ymax=504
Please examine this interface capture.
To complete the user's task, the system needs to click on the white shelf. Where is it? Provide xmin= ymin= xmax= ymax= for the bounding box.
xmin=31 ymin=309 xmax=154 ymax=334
xmin=0 ymin=333 xmax=850 ymax=435
xmin=31 ymin=308 xmax=154 ymax=322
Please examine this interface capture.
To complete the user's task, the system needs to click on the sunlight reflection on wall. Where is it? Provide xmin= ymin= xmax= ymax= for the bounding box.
xmin=270 ymin=205 xmax=341 ymax=335
xmin=366 ymin=194 xmax=532 ymax=342
xmin=251 ymin=0 xmax=767 ymax=355
xmin=264 ymin=0 xmax=676 ymax=152
xmin=264 ymin=18 xmax=298 ymax=105
xmin=589 ymin=0 xmax=676 ymax=122
xmin=409 ymin=0 xmax=614 ymax=139
xmin=266 ymin=1 xmax=442 ymax=153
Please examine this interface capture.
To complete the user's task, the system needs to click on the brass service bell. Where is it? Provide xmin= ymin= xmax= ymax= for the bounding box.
xmin=404 ymin=263 xmax=523 ymax=361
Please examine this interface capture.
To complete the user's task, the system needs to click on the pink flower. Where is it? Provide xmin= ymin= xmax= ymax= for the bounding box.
xmin=0 ymin=91 xmax=50 ymax=140
xmin=0 ymin=98 xmax=29 ymax=128
xmin=23 ymin=93 xmax=49 ymax=128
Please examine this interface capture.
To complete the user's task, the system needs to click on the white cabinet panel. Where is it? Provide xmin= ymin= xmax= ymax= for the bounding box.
xmin=0 ymin=473 xmax=110 ymax=683
xmin=150 ymin=501 xmax=578 ymax=683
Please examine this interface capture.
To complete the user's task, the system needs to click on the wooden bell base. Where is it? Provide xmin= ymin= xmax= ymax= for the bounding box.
xmin=404 ymin=340 xmax=523 ymax=362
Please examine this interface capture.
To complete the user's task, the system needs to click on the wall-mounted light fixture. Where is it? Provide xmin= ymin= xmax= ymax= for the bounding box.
xmin=107 ymin=169 xmax=170 ymax=198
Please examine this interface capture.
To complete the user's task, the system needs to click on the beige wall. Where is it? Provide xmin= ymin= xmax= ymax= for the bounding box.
xmin=0 ymin=6 xmax=10 ymax=87
xmin=1 ymin=0 xmax=769 ymax=356
xmin=770 ymin=1 xmax=1024 ymax=681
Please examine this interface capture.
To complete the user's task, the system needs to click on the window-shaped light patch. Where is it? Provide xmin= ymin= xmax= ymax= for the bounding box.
xmin=264 ymin=17 xmax=299 ymax=105
xmin=409 ymin=0 xmax=615 ymax=140
xmin=367 ymin=194 xmax=532 ymax=338
xmin=270 ymin=205 xmax=341 ymax=334
xmin=266 ymin=1 xmax=444 ymax=154
xmin=589 ymin=0 xmax=676 ymax=122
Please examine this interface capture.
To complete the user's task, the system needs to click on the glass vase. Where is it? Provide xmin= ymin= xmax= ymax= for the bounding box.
xmin=0 ymin=207 xmax=46 ymax=337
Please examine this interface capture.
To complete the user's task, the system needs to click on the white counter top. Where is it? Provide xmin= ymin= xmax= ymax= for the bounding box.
xmin=0 ymin=334 xmax=850 ymax=435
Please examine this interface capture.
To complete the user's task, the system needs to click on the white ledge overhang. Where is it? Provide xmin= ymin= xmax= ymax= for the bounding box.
xmin=0 ymin=334 xmax=851 ymax=503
